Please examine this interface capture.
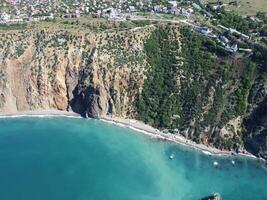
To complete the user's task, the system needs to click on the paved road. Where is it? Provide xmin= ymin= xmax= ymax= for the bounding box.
xmin=129 ymin=15 xmax=200 ymax=28
xmin=129 ymin=15 xmax=267 ymax=52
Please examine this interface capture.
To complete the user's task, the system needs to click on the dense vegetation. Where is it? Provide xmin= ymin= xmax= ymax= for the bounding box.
xmin=16 ymin=45 xmax=25 ymax=57
xmin=0 ymin=23 xmax=27 ymax=30
xmin=136 ymin=26 xmax=181 ymax=129
xmin=137 ymin=25 xmax=257 ymax=148
xmin=207 ymin=8 xmax=267 ymax=35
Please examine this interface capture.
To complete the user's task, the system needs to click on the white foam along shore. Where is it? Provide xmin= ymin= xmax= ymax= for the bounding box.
xmin=100 ymin=116 xmax=260 ymax=160
xmin=0 ymin=110 xmax=81 ymax=118
xmin=0 ymin=110 xmax=260 ymax=160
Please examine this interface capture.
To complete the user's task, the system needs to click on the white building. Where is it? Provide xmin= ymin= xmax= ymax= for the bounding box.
xmin=170 ymin=7 xmax=180 ymax=15
xmin=0 ymin=12 xmax=10 ymax=22
xmin=153 ymin=5 xmax=162 ymax=13
xmin=8 ymin=18 xmax=23 ymax=23
xmin=230 ymin=44 xmax=238 ymax=52
xmin=219 ymin=35 xmax=229 ymax=44
xmin=200 ymin=27 xmax=211 ymax=35
xmin=192 ymin=3 xmax=201 ymax=11
xmin=168 ymin=1 xmax=178 ymax=8
xmin=129 ymin=6 xmax=136 ymax=12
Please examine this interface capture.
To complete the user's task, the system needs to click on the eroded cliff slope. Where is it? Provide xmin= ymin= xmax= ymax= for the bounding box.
xmin=0 ymin=22 xmax=153 ymax=117
xmin=0 ymin=21 xmax=266 ymax=158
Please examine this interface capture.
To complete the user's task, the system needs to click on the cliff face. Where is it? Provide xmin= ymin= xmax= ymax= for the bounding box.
xmin=0 ymin=23 xmax=266 ymax=158
xmin=243 ymin=46 xmax=267 ymax=159
xmin=0 ymin=25 xmax=153 ymax=117
xmin=244 ymin=97 xmax=267 ymax=159
xmin=0 ymin=29 xmax=81 ymax=112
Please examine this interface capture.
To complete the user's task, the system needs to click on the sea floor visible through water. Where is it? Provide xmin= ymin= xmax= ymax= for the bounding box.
xmin=0 ymin=116 xmax=266 ymax=200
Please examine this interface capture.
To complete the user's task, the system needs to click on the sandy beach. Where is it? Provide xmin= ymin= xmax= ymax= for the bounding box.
xmin=0 ymin=110 xmax=260 ymax=160
xmin=0 ymin=110 xmax=80 ymax=117
xmin=101 ymin=116 xmax=259 ymax=159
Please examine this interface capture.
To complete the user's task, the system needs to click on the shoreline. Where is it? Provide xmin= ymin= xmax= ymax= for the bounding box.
xmin=0 ymin=110 xmax=80 ymax=118
xmin=0 ymin=110 xmax=263 ymax=161
xmin=100 ymin=116 xmax=261 ymax=161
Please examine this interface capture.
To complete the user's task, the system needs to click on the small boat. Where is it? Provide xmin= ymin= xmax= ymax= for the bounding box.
xmin=231 ymin=160 xmax=235 ymax=165
xmin=169 ymin=153 xmax=175 ymax=160
xmin=213 ymin=161 xmax=219 ymax=167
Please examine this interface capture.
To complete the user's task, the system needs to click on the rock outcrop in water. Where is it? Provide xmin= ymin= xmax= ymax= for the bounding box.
xmin=201 ymin=193 xmax=222 ymax=200
xmin=0 ymin=21 xmax=266 ymax=158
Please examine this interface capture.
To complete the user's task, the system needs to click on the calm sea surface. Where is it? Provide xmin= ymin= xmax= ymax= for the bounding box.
xmin=0 ymin=117 xmax=266 ymax=200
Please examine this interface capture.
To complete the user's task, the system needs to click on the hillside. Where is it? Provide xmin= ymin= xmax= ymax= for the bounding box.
xmin=0 ymin=20 xmax=266 ymax=159
xmin=203 ymin=0 xmax=267 ymax=16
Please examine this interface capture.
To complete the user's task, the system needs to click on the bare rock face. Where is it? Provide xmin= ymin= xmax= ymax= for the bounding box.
xmin=0 ymin=29 xmax=82 ymax=113
xmin=71 ymin=83 xmax=110 ymax=117
xmin=244 ymin=97 xmax=267 ymax=159
xmin=0 ymin=25 xmax=153 ymax=118
xmin=243 ymin=56 xmax=267 ymax=159
xmin=85 ymin=84 xmax=109 ymax=117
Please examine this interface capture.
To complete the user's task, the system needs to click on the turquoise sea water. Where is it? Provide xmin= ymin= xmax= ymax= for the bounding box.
xmin=0 ymin=117 xmax=266 ymax=200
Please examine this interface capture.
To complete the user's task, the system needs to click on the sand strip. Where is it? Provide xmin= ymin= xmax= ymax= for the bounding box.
xmin=0 ymin=110 xmax=260 ymax=160
xmin=0 ymin=110 xmax=80 ymax=118
xmin=101 ymin=116 xmax=259 ymax=160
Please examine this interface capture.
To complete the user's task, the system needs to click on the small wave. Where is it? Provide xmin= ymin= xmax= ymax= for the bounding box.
xmin=0 ymin=114 xmax=81 ymax=119
xmin=128 ymin=126 xmax=154 ymax=136
xmin=99 ymin=119 xmax=118 ymax=125
xmin=202 ymin=150 xmax=213 ymax=155
xmin=96 ymin=118 xmax=263 ymax=162
xmin=100 ymin=119 xmax=159 ymax=139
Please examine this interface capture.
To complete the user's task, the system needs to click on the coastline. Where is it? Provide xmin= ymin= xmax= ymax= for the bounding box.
xmin=0 ymin=110 xmax=80 ymax=118
xmin=101 ymin=116 xmax=260 ymax=160
xmin=0 ymin=110 xmax=262 ymax=161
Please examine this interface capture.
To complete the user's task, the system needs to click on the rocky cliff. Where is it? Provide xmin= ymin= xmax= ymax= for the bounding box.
xmin=0 ymin=21 xmax=266 ymax=158
xmin=0 ymin=22 xmax=153 ymax=117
